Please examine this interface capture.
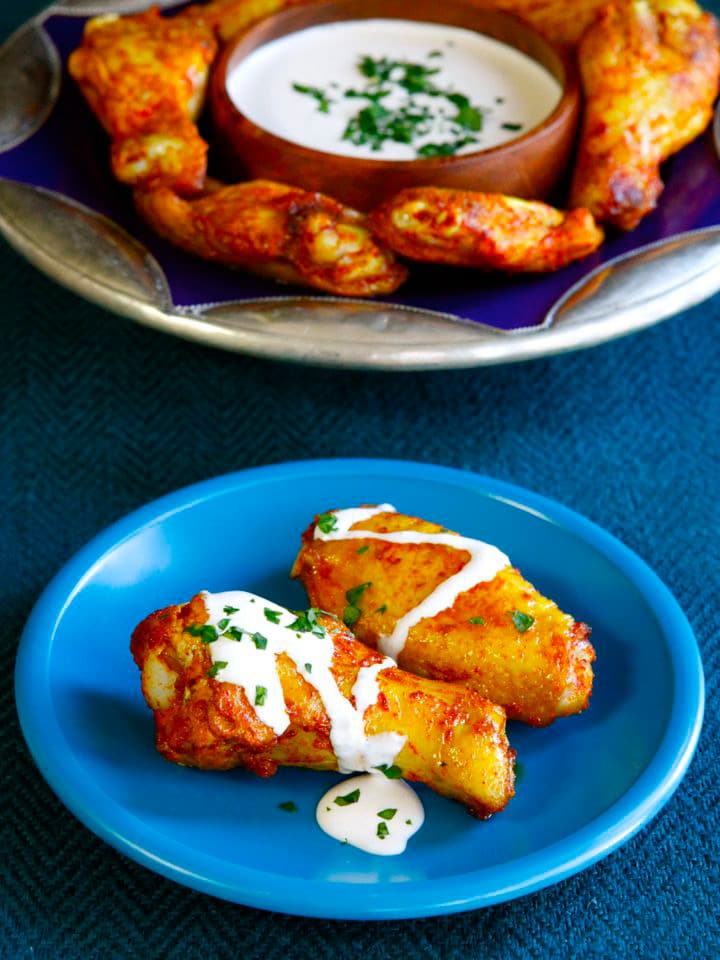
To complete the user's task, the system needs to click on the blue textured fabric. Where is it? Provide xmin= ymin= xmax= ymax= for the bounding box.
xmin=2 ymin=2 xmax=719 ymax=957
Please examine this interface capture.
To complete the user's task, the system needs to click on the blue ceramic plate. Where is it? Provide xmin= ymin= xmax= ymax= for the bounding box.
xmin=15 ymin=460 xmax=703 ymax=919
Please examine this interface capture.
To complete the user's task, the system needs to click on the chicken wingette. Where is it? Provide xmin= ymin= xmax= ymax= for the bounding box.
xmin=68 ymin=9 xmax=217 ymax=194
xmin=370 ymin=188 xmax=604 ymax=272
xmin=134 ymin=180 xmax=408 ymax=295
xmin=131 ymin=590 xmax=516 ymax=818
xmin=569 ymin=0 xmax=720 ymax=230
xmin=292 ymin=506 xmax=595 ymax=727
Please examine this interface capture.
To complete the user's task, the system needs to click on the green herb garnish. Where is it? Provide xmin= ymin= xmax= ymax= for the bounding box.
xmin=375 ymin=604 xmax=387 ymax=614
xmin=376 ymin=763 xmax=402 ymax=779
xmin=289 ymin=608 xmax=326 ymax=637
xmin=356 ymin=545 xmax=370 ymax=554
xmin=334 ymin=789 xmax=360 ymax=806
xmin=511 ymin=610 xmax=534 ymax=633
xmin=292 ymin=82 xmax=333 ymax=113
xmin=264 ymin=608 xmax=282 ymax=624
xmin=255 ymin=685 xmax=267 ymax=706
xmin=316 ymin=511 xmax=338 ymax=533
xmin=346 ymin=582 xmax=372 ymax=605
xmin=251 ymin=632 xmax=268 ymax=650
xmin=217 ymin=617 xmax=230 ymax=631
xmin=187 ymin=623 xmax=218 ymax=645
xmin=377 ymin=808 xmax=397 ymax=820
xmin=405 ymin=819 xmax=412 ymax=825
xmin=469 ymin=616 xmax=485 ymax=625
xmin=223 ymin=605 xmax=239 ymax=615
xmin=206 ymin=660 xmax=227 ymax=679
xmin=304 ymin=663 xmax=313 ymax=673
xmin=224 ymin=626 xmax=244 ymax=642
xmin=501 ymin=122 xmax=523 ymax=131
xmin=343 ymin=606 xmax=361 ymax=628
xmin=278 ymin=801 xmax=297 ymax=813
xmin=377 ymin=822 xmax=390 ymax=839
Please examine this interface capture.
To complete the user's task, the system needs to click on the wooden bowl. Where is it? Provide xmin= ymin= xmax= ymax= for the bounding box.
xmin=210 ymin=0 xmax=580 ymax=210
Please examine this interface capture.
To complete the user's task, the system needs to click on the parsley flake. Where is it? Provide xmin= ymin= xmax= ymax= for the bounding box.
xmin=264 ymin=608 xmax=282 ymax=624
xmin=316 ymin=512 xmax=338 ymax=534
xmin=251 ymin=632 xmax=268 ymax=650
xmin=501 ymin=122 xmax=523 ymax=131
xmin=292 ymin=82 xmax=333 ymax=113
xmin=217 ymin=617 xmax=230 ymax=631
xmin=206 ymin=660 xmax=227 ymax=679
xmin=375 ymin=604 xmax=388 ymax=614
xmin=377 ymin=821 xmax=390 ymax=839
xmin=187 ymin=624 xmax=218 ymax=645
xmin=223 ymin=605 xmax=239 ymax=615
xmin=289 ymin=608 xmax=326 ymax=637
xmin=304 ymin=663 xmax=313 ymax=673
xmin=375 ymin=763 xmax=402 ymax=779
xmin=356 ymin=545 xmax=370 ymax=554
xmin=511 ymin=610 xmax=534 ymax=633
xmin=278 ymin=801 xmax=297 ymax=813
xmin=255 ymin=685 xmax=267 ymax=706
xmin=346 ymin=582 xmax=372 ymax=606
xmin=343 ymin=606 xmax=361 ymax=628
xmin=377 ymin=808 xmax=397 ymax=820
xmin=224 ymin=626 xmax=243 ymax=642
xmin=469 ymin=616 xmax=485 ymax=625
xmin=334 ymin=788 xmax=360 ymax=806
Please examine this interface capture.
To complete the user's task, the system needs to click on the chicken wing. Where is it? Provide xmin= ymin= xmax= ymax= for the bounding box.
xmin=131 ymin=591 xmax=516 ymax=817
xmin=134 ymin=179 xmax=408 ymax=295
xmin=68 ymin=9 xmax=217 ymax=193
xmin=178 ymin=0 xmax=307 ymax=43
xmin=569 ymin=0 xmax=720 ymax=230
xmin=292 ymin=506 xmax=595 ymax=727
xmin=369 ymin=187 xmax=604 ymax=272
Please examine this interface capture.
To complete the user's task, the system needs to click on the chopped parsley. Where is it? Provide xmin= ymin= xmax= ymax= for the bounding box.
xmin=511 ymin=610 xmax=534 ymax=633
xmin=251 ymin=631 xmax=268 ymax=650
xmin=264 ymin=608 xmax=282 ymax=624
xmin=217 ymin=617 xmax=230 ymax=631
xmin=206 ymin=661 xmax=227 ymax=679
xmin=376 ymin=822 xmax=390 ymax=839
xmin=224 ymin=626 xmax=244 ymax=642
xmin=255 ymin=685 xmax=267 ymax=706
xmin=469 ymin=616 xmax=485 ymax=625
xmin=292 ymin=82 xmax=333 ymax=113
xmin=292 ymin=52 xmax=489 ymax=158
xmin=316 ymin=512 xmax=338 ymax=534
xmin=304 ymin=663 xmax=313 ymax=673
xmin=405 ymin=819 xmax=412 ymax=825
xmin=501 ymin=121 xmax=523 ymax=131
xmin=343 ymin=606 xmax=361 ymax=628
xmin=356 ymin=545 xmax=370 ymax=554
xmin=334 ymin=788 xmax=360 ymax=806
xmin=187 ymin=623 xmax=218 ymax=645
xmin=375 ymin=604 xmax=387 ymax=614
xmin=346 ymin=582 xmax=373 ymax=606
xmin=289 ymin=608 xmax=326 ymax=637
xmin=278 ymin=801 xmax=298 ymax=813
xmin=375 ymin=763 xmax=402 ymax=779
xmin=377 ymin=808 xmax=397 ymax=820
xmin=223 ymin=605 xmax=239 ymax=615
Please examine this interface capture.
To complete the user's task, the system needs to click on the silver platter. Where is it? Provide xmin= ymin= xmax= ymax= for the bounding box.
xmin=1 ymin=1 xmax=719 ymax=370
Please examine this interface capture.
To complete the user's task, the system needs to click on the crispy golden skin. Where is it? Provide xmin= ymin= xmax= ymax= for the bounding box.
xmin=131 ymin=595 xmax=516 ymax=817
xmin=292 ymin=510 xmax=595 ymax=727
xmin=134 ymin=179 xmax=408 ymax=295
xmin=68 ymin=10 xmax=217 ymax=194
xmin=178 ymin=0 xmax=309 ymax=42
xmin=570 ymin=0 xmax=720 ymax=230
xmin=370 ymin=188 xmax=604 ymax=272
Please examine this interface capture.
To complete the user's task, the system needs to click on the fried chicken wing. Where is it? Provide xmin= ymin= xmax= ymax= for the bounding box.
xmin=68 ymin=9 xmax=217 ymax=193
xmin=134 ymin=179 xmax=408 ymax=295
xmin=569 ymin=0 xmax=720 ymax=230
xmin=292 ymin=506 xmax=595 ymax=727
xmin=131 ymin=591 xmax=516 ymax=817
xmin=370 ymin=187 xmax=604 ymax=272
xmin=178 ymin=0 xmax=307 ymax=43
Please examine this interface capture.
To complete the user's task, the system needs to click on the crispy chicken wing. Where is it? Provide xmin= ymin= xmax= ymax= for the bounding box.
xmin=134 ymin=179 xmax=407 ymax=295
xmin=68 ymin=9 xmax=217 ymax=193
xmin=178 ymin=0 xmax=307 ymax=43
xmin=292 ymin=507 xmax=595 ymax=727
xmin=370 ymin=187 xmax=604 ymax=272
xmin=131 ymin=592 xmax=516 ymax=817
xmin=570 ymin=0 xmax=720 ymax=230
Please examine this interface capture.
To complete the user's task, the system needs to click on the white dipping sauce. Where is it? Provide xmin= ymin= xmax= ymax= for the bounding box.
xmin=317 ymin=773 xmax=424 ymax=855
xmin=226 ymin=19 xmax=562 ymax=160
xmin=314 ymin=505 xmax=509 ymax=659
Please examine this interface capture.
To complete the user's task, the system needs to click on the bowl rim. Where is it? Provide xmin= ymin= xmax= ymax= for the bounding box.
xmin=211 ymin=0 xmax=580 ymax=172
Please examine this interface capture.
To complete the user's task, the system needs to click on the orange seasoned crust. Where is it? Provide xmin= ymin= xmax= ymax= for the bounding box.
xmin=292 ymin=510 xmax=595 ymax=726
xmin=131 ymin=594 xmax=516 ymax=817
xmin=134 ymin=180 xmax=407 ymax=296
xmin=370 ymin=188 xmax=604 ymax=272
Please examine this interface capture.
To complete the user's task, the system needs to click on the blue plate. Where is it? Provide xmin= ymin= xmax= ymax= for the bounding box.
xmin=15 ymin=460 xmax=703 ymax=919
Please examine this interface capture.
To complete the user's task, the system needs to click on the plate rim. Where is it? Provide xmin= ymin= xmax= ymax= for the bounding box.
xmin=14 ymin=459 xmax=705 ymax=919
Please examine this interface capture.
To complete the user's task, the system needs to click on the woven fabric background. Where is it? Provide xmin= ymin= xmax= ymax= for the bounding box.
xmin=2 ymin=2 xmax=719 ymax=957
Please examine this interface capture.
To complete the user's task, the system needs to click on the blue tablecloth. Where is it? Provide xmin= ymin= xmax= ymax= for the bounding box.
xmin=2 ymin=2 xmax=719 ymax=956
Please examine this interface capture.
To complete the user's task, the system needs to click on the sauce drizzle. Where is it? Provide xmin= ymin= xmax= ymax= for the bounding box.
xmin=313 ymin=504 xmax=509 ymax=659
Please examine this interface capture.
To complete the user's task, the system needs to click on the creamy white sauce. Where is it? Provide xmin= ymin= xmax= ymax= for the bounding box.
xmin=314 ymin=505 xmax=509 ymax=659
xmin=226 ymin=19 xmax=562 ymax=161
xmin=316 ymin=772 xmax=424 ymax=855
xmin=202 ymin=591 xmax=405 ymax=773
